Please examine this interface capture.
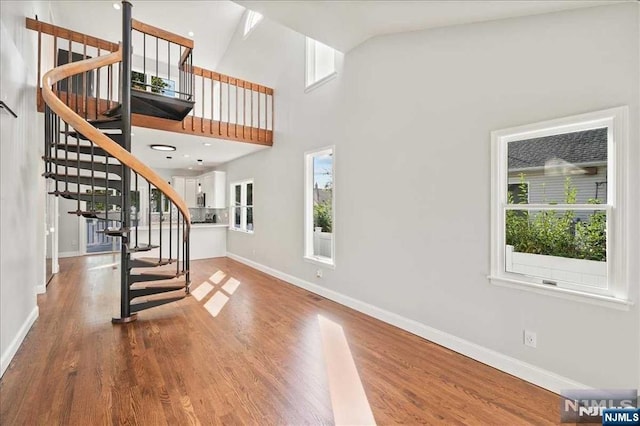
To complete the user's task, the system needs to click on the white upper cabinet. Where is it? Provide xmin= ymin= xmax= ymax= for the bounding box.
xmin=172 ymin=176 xmax=198 ymax=208
xmin=185 ymin=178 xmax=198 ymax=208
xmin=172 ymin=171 xmax=226 ymax=208
xmin=172 ymin=176 xmax=186 ymax=200
xmin=201 ymin=171 xmax=226 ymax=208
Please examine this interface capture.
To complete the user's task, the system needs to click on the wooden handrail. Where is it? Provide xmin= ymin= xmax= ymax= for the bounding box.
xmin=132 ymin=19 xmax=194 ymax=49
xmin=192 ymin=65 xmax=274 ymax=95
xmin=41 ymin=45 xmax=191 ymax=228
xmin=179 ymin=47 xmax=192 ymax=66
xmin=26 ymin=18 xmax=119 ymax=52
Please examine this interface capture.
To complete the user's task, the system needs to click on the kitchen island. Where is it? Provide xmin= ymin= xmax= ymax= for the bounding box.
xmin=131 ymin=223 xmax=227 ymax=260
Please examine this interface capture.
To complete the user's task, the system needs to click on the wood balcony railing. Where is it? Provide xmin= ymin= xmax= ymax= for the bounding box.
xmin=27 ymin=17 xmax=274 ymax=146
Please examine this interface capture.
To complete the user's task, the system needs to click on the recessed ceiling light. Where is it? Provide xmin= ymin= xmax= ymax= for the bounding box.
xmin=149 ymin=144 xmax=176 ymax=151
xmin=188 ymin=167 xmax=193 ymax=170
xmin=183 ymin=154 xmax=190 ymax=158
xmin=166 ymin=156 xmax=172 ymax=159
xmin=188 ymin=31 xmax=194 ymax=37
xmin=203 ymin=143 xmax=211 ymax=147
xmin=197 ymin=159 xmax=203 ymax=164
xmin=130 ymin=132 xmax=135 ymax=137
xmin=113 ymin=3 xmax=121 ymax=10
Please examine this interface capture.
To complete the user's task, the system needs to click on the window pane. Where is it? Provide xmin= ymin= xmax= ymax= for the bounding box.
xmin=315 ymin=40 xmax=335 ymax=81
xmin=233 ymin=206 xmax=241 ymax=228
xmin=235 ymin=184 xmax=242 ymax=206
xmin=244 ymin=10 xmax=262 ymax=36
xmin=247 ymin=183 xmax=253 ymax=206
xmin=312 ymin=152 xmax=333 ymax=259
xmin=505 ymin=208 xmax=607 ymax=288
xmin=507 ymin=128 xmax=608 ymax=205
xmin=305 ymin=37 xmax=315 ymax=86
xmin=247 ymin=207 xmax=253 ymax=231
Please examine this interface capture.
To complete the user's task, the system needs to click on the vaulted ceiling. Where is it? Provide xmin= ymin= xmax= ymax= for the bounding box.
xmin=52 ymin=0 xmax=246 ymax=71
xmin=235 ymin=0 xmax=628 ymax=52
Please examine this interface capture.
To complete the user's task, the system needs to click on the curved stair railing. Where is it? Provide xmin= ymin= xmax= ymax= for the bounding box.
xmin=42 ymin=42 xmax=192 ymax=323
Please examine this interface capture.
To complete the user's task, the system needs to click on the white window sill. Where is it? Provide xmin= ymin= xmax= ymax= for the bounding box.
xmin=488 ymin=275 xmax=633 ymax=311
xmin=305 ymin=72 xmax=337 ymax=93
xmin=304 ymin=255 xmax=335 ymax=269
xmin=229 ymin=227 xmax=254 ymax=235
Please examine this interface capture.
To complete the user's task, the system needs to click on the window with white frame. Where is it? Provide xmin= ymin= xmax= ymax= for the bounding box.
xmin=243 ymin=10 xmax=263 ymax=38
xmin=305 ymin=37 xmax=336 ymax=90
xmin=230 ymin=180 xmax=254 ymax=233
xmin=304 ymin=147 xmax=334 ymax=266
xmin=490 ymin=107 xmax=629 ymax=305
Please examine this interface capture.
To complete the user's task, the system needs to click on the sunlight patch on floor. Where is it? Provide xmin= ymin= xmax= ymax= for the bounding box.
xmin=318 ymin=315 xmax=376 ymax=426
xmin=209 ymin=270 xmax=226 ymax=284
xmin=204 ymin=292 xmax=230 ymax=317
xmin=88 ymin=262 xmax=119 ymax=271
xmin=221 ymin=278 xmax=240 ymax=295
xmin=191 ymin=282 xmax=214 ymax=301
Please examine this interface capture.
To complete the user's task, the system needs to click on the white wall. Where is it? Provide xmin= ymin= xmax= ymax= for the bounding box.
xmin=218 ymin=3 xmax=639 ymax=390
xmin=0 ymin=0 xmax=53 ymax=377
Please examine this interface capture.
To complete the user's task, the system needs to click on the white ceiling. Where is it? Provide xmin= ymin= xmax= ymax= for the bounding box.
xmin=235 ymin=0 xmax=628 ymax=52
xmin=131 ymin=126 xmax=267 ymax=170
xmin=51 ymin=1 xmax=268 ymax=171
xmin=52 ymin=0 xmax=246 ymax=70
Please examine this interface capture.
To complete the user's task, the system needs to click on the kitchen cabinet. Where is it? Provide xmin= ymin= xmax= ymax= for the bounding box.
xmin=172 ymin=176 xmax=198 ymax=208
xmin=200 ymin=171 xmax=226 ymax=208
xmin=185 ymin=178 xmax=197 ymax=207
xmin=172 ymin=176 xmax=185 ymax=200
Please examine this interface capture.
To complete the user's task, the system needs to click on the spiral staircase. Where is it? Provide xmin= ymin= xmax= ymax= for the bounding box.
xmin=41 ymin=2 xmax=192 ymax=323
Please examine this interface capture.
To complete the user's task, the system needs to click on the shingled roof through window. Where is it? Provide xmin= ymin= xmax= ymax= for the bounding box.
xmin=508 ymin=127 xmax=607 ymax=170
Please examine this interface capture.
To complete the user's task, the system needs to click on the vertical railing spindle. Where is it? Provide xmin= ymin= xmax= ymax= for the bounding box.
xmin=82 ymin=36 xmax=87 ymax=119
xmin=67 ymin=40 xmax=71 ymax=109
xmin=201 ymin=75 xmax=204 ymax=132
xmin=37 ymin=24 xmax=42 ymax=110
xmin=96 ymin=48 xmax=101 ymax=119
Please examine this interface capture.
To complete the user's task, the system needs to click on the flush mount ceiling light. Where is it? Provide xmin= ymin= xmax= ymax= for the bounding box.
xmin=149 ymin=144 xmax=176 ymax=152
xmin=113 ymin=3 xmax=121 ymax=10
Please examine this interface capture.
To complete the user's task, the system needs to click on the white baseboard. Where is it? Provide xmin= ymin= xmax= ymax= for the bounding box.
xmin=58 ymin=251 xmax=80 ymax=258
xmin=1 ymin=306 xmax=39 ymax=378
xmin=35 ymin=284 xmax=46 ymax=295
xmin=227 ymin=252 xmax=589 ymax=394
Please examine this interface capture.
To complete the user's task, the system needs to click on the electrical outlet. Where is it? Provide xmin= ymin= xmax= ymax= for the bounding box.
xmin=316 ymin=269 xmax=323 ymax=278
xmin=524 ymin=330 xmax=537 ymax=348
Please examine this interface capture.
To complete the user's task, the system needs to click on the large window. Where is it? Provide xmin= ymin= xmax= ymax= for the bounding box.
xmin=490 ymin=107 xmax=629 ymax=306
xmin=230 ymin=180 xmax=254 ymax=233
xmin=304 ymin=147 xmax=334 ymax=266
xmin=305 ymin=37 xmax=336 ymax=91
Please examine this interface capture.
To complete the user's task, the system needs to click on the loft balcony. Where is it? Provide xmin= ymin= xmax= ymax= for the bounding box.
xmin=27 ymin=17 xmax=274 ymax=146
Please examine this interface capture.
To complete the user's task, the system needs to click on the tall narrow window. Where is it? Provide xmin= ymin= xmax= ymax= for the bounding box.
xmin=243 ymin=10 xmax=263 ymax=38
xmin=230 ymin=180 xmax=254 ymax=233
xmin=305 ymin=37 xmax=336 ymax=90
xmin=490 ymin=107 xmax=630 ymax=305
xmin=304 ymin=147 xmax=334 ymax=266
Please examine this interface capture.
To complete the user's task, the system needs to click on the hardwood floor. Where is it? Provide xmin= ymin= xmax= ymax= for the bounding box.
xmin=0 ymin=254 xmax=561 ymax=425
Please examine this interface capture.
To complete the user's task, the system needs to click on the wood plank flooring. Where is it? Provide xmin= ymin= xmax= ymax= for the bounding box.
xmin=0 ymin=254 xmax=561 ymax=424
